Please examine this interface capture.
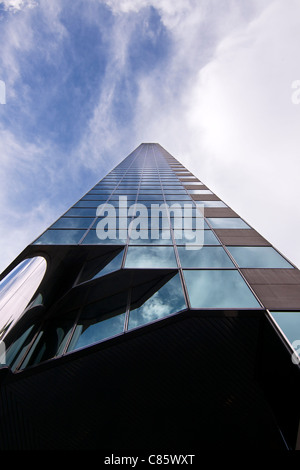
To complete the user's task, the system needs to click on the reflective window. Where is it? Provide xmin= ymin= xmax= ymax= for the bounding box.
xmin=128 ymin=229 xmax=173 ymax=245
xmin=34 ymin=229 xmax=86 ymax=245
xmin=82 ymin=195 xmax=109 ymax=200
xmin=67 ymin=292 xmax=127 ymax=352
xmin=0 ymin=257 xmax=47 ymax=341
xmin=207 ymin=218 xmax=250 ymax=229
xmin=74 ymin=200 xmax=104 ymax=208
xmin=125 ymin=246 xmax=177 ymax=268
xmin=174 ymin=229 xmax=218 ymax=246
xmin=269 ymin=312 xmax=300 ymax=355
xmin=81 ymin=230 xmax=127 ymax=245
xmin=164 ymin=195 xmax=192 ymax=201
xmin=175 ymin=230 xmax=220 ymax=245
xmin=227 ymin=246 xmax=294 ymax=268
xmin=137 ymin=195 xmax=165 ymax=201
xmin=177 ymin=246 xmax=234 ymax=268
xmin=79 ymin=249 xmax=124 ymax=283
xmin=51 ymin=217 xmax=95 ymax=229
xmin=19 ymin=314 xmax=75 ymax=369
xmin=2 ymin=324 xmax=38 ymax=370
xmin=183 ymin=270 xmax=261 ymax=308
xmin=128 ymin=274 xmax=186 ymax=330
xmin=64 ymin=208 xmax=97 ymax=217
xmin=170 ymin=217 xmax=208 ymax=230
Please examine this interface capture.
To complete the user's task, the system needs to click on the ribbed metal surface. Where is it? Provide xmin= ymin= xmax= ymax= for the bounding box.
xmin=0 ymin=312 xmax=288 ymax=450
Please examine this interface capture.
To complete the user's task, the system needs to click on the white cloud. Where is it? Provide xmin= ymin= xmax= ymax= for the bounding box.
xmin=0 ymin=0 xmax=37 ymax=12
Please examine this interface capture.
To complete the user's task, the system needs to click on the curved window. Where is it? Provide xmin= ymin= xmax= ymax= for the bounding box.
xmin=0 ymin=257 xmax=47 ymax=340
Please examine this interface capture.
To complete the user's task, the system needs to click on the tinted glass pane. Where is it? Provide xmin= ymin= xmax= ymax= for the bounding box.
xmin=207 ymin=218 xmax=250 ymax=229
xmin=93 ymin=250 xmax=124 ymax=278
xmin=81 ymin=230 xmax=127 ymax=245
xmin=177 ymin=246 xmax=234 ymax=268
xmin=51 ymin=217 xmax=94 ymax=229
xmin=269 ymin=312 xmax=300 ymax=353
xmin=74 ymin=201 xmax=103 ymax=208
xmin=125 ymin=246 xmax=177 ymax=268
xmin=82 ymin=195 xmax=109 ymax=200
xmin=164 ymin=195 xmax=192 ymax=201
xmin=33 ymin=229 xmax=85 ymax=245
xmin=227 ymin=246 xmax=293 ymax=268
xmin=128 ymin=274 xmax=186 ymax=329
xmin=175 ymin=230 xmax=220 ymax=245
xmin=67 ymin=293 xmax=127 ymax=352
xmin=64 ymin=208 xmax=97 ymax=217
xmin=183 ymin=270 xmax=261 ymax=308
xmin=128 ymin=229 xmax=173 ymax=244
xmin=19 ymin=316 xmax=75 ymax=369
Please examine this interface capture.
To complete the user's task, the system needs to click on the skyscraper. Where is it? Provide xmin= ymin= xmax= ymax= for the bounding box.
xmin=0 ymin=143 xmax=299 ymax=450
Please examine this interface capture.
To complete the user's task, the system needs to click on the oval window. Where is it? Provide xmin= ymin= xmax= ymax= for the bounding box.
xmin=0 ymin=257 xmax=47 ymax=339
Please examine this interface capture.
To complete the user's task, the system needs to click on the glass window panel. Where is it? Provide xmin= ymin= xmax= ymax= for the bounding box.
xmin=269 ymin=312 xmax=300 ymax=356
xmin=170 ymin=217 xmax=209 ymax=230
xmin=4 ymin=324 xmax=38 ymax=370
xmin=19 ymin=314 xmax=75 ymax=369
xmin=92 ymin=250 xmax=124 ymax=279
xmin=128 ymin=229 xmax=173 ymax=245
xmin=137 ymin=195 xmax=164 ymax=200
xmin=207 ymin=218 xmax=250 ymax=229
xmin=163 ymin=190 xmax=187 ymax=194
xmin=227 ymin=246 xmax=293 ymax=268
xmin=184 ymin=270 xmax=261 ymax=309
xmin=174 ymin=229 xmax=216 ymax=246
xmin=65 ymin=208 xmax=97 ymax=217
xmin=125 ymin=246 xmax=177 ymax=268
xmin=51 ymin=217 xmax=95 ymax=229
xmin=177 ymin=246 xmax=234 ymax=268
xmin=128 ymin=274 xmax=186 ymax=330
xmin=82 ymin=195 xmax=110 ymax=200
xmin=74 ymin=201 xmax=104 ymax=208
xmin=81 ymin=230 xmax=127 ymax=245
xmin=34 ymin=229 xmax=85 ymax=245
xmin=164 ymin=195 xmax=192 ymax=201
xmin=175 ymin=230 xmax=220 ymax=245
xmin=67 ymin=293 xmax=127 ymax=352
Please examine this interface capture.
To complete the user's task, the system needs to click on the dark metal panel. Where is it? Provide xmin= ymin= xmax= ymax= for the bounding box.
xmin=203 ymin=208 xmax=239 ymax=218
xmin=215 ymin=229 xmax=271 ymax=246
xmin=0 ymin=312 xmax=288 ymax=450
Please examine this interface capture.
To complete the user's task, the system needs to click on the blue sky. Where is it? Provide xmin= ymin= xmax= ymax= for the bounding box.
xmin=0 ymin=0 xmax=300 ymax=272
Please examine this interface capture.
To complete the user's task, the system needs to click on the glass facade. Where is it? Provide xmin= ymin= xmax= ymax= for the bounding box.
xmin=0 ymin=143 xmax=297 ymax=374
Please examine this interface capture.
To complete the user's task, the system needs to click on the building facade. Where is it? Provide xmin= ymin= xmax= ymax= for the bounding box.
xmin=0 ymin=143 xmax=299 ymax=450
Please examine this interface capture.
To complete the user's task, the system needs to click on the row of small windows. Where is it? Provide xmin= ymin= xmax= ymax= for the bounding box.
xmin=65 ymin=200 xmax=226 ymax=216
xmin=42 ymin=216 xmax=250 ymax=237
xmin=33 ymin=227 xmax=293 ymax=268
xmin=3 ymin=266 xmax=262 ymax=372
